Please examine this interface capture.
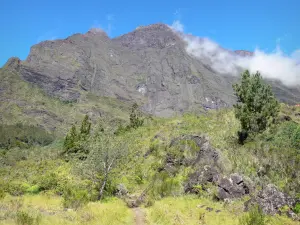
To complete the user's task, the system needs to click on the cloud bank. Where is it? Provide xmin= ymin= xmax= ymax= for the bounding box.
xmin=170 ymin=20 xmax=300 ymax=86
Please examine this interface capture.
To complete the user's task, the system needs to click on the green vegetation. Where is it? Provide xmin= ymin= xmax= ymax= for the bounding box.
xmin=16 ymin=210 xmax=41 ymax=225
xmin=239 ymin=205 xmax=266 ymax=225
xmin=0 ymin=70 xmax=299 ymax=224
xmin=115 ymin=103 xmax=145 ymax=135
xmin=233 ymin=70 xmax=279 ymax=143
xmin=0 ymin=123 xmax=54 ymax=149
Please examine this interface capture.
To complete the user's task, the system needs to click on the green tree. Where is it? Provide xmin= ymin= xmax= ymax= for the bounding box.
xmin=80 ymin=115 xmax=91 ymax=137
xmin=129 ymin=103 xmax=144 ymax=129
xmin=63 ymin=124 xmax=78 ymax=152
xmin=63 ymin=115 xmax=91 ymax=159
xmin=79 ymin=133 xmax=128 ymax=200
xmin=233 ymin=70 xmax=279 ymax=143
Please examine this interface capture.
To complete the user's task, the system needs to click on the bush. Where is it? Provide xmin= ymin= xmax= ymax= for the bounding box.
xmin=16 ymin=211 xmax=41 ymax=225
xmin=7 ymin=182 xmax=28 ymax=196
xmin=291 ymin=126 xmax=300 ymax=149
xmin=62 ymin=186 xmax=89 ymax=209
xmin=293 ymin=203 xmax=300 ymax=214
xmin=38 ymin=172 xmax=59 ymax=191
xmin=239 ymin=205 xmax=267 ymax=225
xmin=25 ymin=185 xmax=40 ymax=194
xmin=150 ymin=172 xmax=182 ymax=198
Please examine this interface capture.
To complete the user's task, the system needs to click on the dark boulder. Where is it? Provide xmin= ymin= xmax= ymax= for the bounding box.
xmin=279 ymin=115 xmax=292 ymax=122
xmin=217 ymin=173 xmax=250 ymax=200
xmin=185 ymin=165 xmax=219 ymax=193
xmin=245 ymin=184 xmax=296 ymax=216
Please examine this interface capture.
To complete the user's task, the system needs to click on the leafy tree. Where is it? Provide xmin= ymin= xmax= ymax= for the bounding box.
xmin=80 ymin=133 xmax=128 ymax=200
xmin=233 ymin=70 xmax=279 ymax=143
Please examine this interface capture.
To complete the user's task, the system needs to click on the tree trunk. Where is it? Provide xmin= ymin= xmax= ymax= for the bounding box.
xmin=98 ymin=174 xmax=107 ymax=200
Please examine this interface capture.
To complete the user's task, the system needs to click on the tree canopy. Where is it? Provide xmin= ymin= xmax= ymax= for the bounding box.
xmin=233 ymin=70 xmax=279 ymax=143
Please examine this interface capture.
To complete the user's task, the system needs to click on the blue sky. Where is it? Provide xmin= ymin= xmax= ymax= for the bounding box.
xmin=1 ymin=0 xmax=299 ymax=66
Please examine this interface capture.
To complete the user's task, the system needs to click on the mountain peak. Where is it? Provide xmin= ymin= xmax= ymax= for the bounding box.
xmin=113 ymin=23 xmax=181 ymax=49
xmin=135 ymin=23 xmax=171 ymax=31
xmin=3 ymin=57 xmax=21 ymax=71
xmin=86 ymin=28 xmax=109 ymax=37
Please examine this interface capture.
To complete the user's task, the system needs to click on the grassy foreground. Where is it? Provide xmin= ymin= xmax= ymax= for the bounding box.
xmin=144 ymin=196 xmax=299 ymax=225
xmin=0 ymin=194 xmax=298 ymax=225
xmin=0 ymin=194 xmax=133 ymax=225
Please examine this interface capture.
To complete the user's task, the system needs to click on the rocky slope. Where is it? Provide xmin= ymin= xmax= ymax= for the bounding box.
xmin=2 ymin=23 xmax=300 ymax=118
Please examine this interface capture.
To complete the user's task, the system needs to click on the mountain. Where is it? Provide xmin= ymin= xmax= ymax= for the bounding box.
xmin=1 ymin=23 xmax=300 ymax=121
xmin=234 ymin=50 xmax=254 ymax=57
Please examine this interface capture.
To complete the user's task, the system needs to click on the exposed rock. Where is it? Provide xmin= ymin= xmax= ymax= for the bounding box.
xmin=279 ymin=115 xmax=292 ymax=122
xmin=234 ymin=50 xmax=254 ymax=57
xmin=125 ymin=192 xmax=146 ymax=208
xmin=185 ymin=165 xmax=219 ymax=193
xmin=245 ymin=184 xmax=296 ymax=216
xmin=2 ymin=24 xmax=300 ymax=117
xmin=217 ymin=173 xmax=250 ymax=200
xmin=3 ymin=57 xmax=21 ymax=71
xmin=115 ymin=184 xmax=128 ymax=197
xmin=169 ymin=135 xmax=219 ymax=166
xmin=286 ymin=210 xmax=300 ymax=221
xmin=206 ymin=207 xmax=213 ymax=212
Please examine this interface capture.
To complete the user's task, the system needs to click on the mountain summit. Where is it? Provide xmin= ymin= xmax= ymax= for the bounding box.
xmin=2 ymin=23 xmax=300 ymax=117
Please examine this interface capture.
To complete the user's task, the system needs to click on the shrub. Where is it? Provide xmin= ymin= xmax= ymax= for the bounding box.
xmin=25 ymin=185 xmax=40 ymax=194
xmin=16 ymin=211 xmax=41 ymax=225
xmin=293 ymin=203 xmax=300 ymax=214
xmin=150 ymin=172 xmax=182 ymax=198
xmin=62 ymin=186 xmax=89 ymax=209
xmin=291 ymin=126 xmax=300 ymax=149
xmin=38 ymin=172 xmax=58 ymax=191
xmin=239 ymin=205 xmax=267 ymax=225
xmin=7 ymin=182 xmax=28 ymax=196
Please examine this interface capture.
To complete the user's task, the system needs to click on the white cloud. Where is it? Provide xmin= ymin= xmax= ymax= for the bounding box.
xmin=171 ymin=20 xmax=300 ymax=86
xmin=170 ymin=20 xmax=184 ymax=32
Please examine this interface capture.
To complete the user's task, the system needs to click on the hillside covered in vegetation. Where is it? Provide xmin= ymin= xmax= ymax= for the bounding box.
xmin=1 ymin=69 xmax=300 ymax=224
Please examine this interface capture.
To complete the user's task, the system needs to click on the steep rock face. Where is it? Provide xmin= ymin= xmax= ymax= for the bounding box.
xmin=3 ymin=23 xmax=300 ymax=117
xmin=5 ymin=24 xmax=234 ymax=117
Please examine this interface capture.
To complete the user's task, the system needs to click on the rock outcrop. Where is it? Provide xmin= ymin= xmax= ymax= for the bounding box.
xmin=245 ymin=184 xmax=297 ymax=216
xmin=217 ymin=174 xmax=251 ymax=200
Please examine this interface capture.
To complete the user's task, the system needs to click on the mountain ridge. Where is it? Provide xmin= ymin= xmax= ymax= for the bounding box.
xmin=2 ymin=23 xmax=300 ymax=119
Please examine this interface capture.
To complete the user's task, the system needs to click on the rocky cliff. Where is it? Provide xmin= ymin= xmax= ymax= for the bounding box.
xmin=2 ymin=23 xmax=300 ymax=117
